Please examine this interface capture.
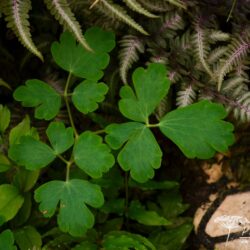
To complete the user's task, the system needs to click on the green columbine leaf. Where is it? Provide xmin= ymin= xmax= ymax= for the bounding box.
xmin=128 ymin=200 xmax=171 ymax=226
xmin=8 ymin=136 xmax=55 ymax=170
xmin=0 ymin=230 xmax=17 ymax=250
xmin=0 ymin=105 xmax=10 ymax=133
xmin=72 ymin=80 xmax=108 ymax=114
xmin=14 ymin=226 xmax=42 ymax=250
xmin=73 ymin=132 xmax=115 ymax=178
xmin=159 ymin=100 xmax=235 ymax=159
xmin=34 ymin=179 xmax=104 ymax=236
xmin=118 ymin=125 xmax=162 ymax=183
xmin=103 ymin=231 xmax=156 ymax=250
xmin=13 ymin=79 xmax=61 ymax=120
xmin=119 ymin=63 xmax=170 ymax=122
xmin=46 ymin=122 xmax=74 ymax=154
xmin=105 ymin=122 xmax=144 ymax=150
xmin=51 ymin=27 xmax=115 ymax=81
xmin=0 ymin=184 xmax=24 ymax=225
xmin=9 ymin=116 xmax=39 ymax=145
xmin=84 ymin=27 xmax=116 ymax=53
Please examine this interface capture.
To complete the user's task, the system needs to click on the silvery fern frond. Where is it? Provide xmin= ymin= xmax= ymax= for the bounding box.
xmin=44 ymin=0 xmax=92 ymax=51
xmin=119 ymin=35 xmax=145 ymax=84
xmin=176 ymin=84 xmax=196 ymax=107
xmin=123 ymin=0 xmax=158 ymax=18
xmin=217 ymin=36 xmax=250 ymax=91
xmin=192 ymin=18 xmax=214 ymax=80
xmin=162 ymin=0 xmax=186 ymax=9
xmin=0 ymin=0 xmax=43 ymax=60
xmin=92 ymin=0 xmax=148 ymax=35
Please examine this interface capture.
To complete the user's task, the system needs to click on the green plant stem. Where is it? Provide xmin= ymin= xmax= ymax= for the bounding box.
xmin=64 ymin=72 xmax=78 ymax=138
xmin=65 ymin=161 xmax=72 ymax=182
xmin=94 ymin=129 xmax=106 ymax=135
xmin=147 ymin=123 xmax=159 ymax=128
xmin=227 ymin=0 xmax=237 ymax=22
xmin=58 ymin=154 xmax=69 ymax=165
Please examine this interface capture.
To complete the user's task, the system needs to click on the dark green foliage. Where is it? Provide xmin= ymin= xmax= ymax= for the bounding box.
xmin=0 ymin=0 xmax=247 ymax=249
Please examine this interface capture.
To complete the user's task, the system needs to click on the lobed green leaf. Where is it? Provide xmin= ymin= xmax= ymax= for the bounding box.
xmin=34 ymin=179 xmax=104 ymax=236
xmin=119 ymin=63 xmax=170 ymax=122
xmin=46 ymin=122 xmax=74 ymax=155
xmin=51 ymin=27 xmax=115 ymax=81
xmin=13 ymin=79 xmax=61 ymax=120
xmin=72 ymin=80 xmax=108 ymax=114
xmin=118 ymin=125 xmax=162 ymax=183
xmin=8 ymin=136 xmax=55 ymax=170
xmin=0 ymin=230 xmax=17 ymax=250
xmin=159 ymin=100 xmax=235 ymax=159
xmin=74 ymin=131 xmax=115 ymax=178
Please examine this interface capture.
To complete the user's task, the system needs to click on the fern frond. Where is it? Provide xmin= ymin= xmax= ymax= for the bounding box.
xmin=176 ymin=84 xmax=196 ymax=107
xmin=170 ymin=30 xmax=192 ymax=51
xmin=192 ymin=18 xmax=214 ymax=80
xmin=193 ymin=21 xmax=211 ymax=72
xmin=119 ymin=35 xmax=144 ymax=84
xmin=160 ymin=11 xmax=185 ymax=32
xmin=0 ymin=0 xmax=43 ymax=60
xmin=208 ymin=30 xmax=230 ymax=43
xmin=207 ymin=46 xmax=228 ymax=64
xmin=232 ymin=92 xmax=250 ymax=123
xmin=123 ymin=0 xmax=158 ymax=18
xmin=222 ymin=76 xmax=245 ymax=91
xmin=162 ymin=0 xmax=186 ymax=9
xmin=137 ymin=0 xmax=172 ymax=12
xmin=44 ymin=0 xmax=92 ymax=51
xmin=94 ymin=0 xmax=149 ymax=35
xmin=217 ymin=36 xmax=250 ymax=91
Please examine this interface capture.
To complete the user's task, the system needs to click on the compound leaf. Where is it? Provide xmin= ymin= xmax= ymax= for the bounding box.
xmin=34 ymin=179 xmax=104 ymax=236
xmin=117 ymin=125 xmax=162 ymax=183
xmin=8 ymin=136 xmax=55 ymax=170
xmin=0 ymin=184 xmax=24 ymax=225
xmin=51 ymin=27 xmax=115 ymax=81
xmin=128 ymin=200 xmax=171 ymax=226
xmin=103 ymin=231 xmax=156 ymax=250
xmin=105 ymin=122 xmax=144 ymax=150
xmin=119 ymin=63 xmax=169 ymax=122
xmin=74 ymin=132 xmax=115 ymax=178
xmin=72 ymin=80 xmax=108 ymax=114
xmin=46 ymin=122 xmax=74 ymax=154
xmin=0 ymin=230 xmax=17 ymax=250
xmin=159 ymin=100 xmax=235 ymax=159
xmin=13 ymin=79 xmax=61 ymax=120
